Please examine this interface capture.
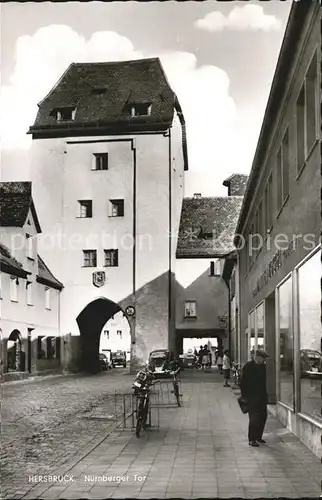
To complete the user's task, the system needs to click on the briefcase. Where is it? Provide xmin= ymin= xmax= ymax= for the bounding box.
xmin=237 ymin=396 xmax=249 ymax=414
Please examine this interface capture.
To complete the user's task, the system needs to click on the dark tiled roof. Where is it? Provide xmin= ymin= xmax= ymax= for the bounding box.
xmin=0 ymin=182 xmax=41 ymax=232
xmin=37 ymin=255 xmax=64 ymax=290
xmin=176 ymin=197 xmax=243 ymax=258
xmin=29 ymin=58 xmax=178 ymax=135
xmin=0 ymin=243 xmax=30 ymax=278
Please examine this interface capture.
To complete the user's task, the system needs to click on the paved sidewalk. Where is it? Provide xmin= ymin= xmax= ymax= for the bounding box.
xmin=23 ymin=370 xmax=321 ymax=499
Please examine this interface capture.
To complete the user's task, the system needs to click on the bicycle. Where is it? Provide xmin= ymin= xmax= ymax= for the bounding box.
xmin=171 ymin=368 xmax=181 ymax=407
xmin=232 ymin=362 xmax=241 ymax=388
xmin=132 ymin=368 xmax=155 ymax=438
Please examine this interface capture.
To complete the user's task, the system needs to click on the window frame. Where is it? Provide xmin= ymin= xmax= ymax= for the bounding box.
xmin=109 ymin=199 xmax=124 ymax=217
xmin=82 ymin=249 xmax=97 ymax=268
xmin=130 ymin=103 xmax=152 ymax=117
xmin=55 ymin=107 xmax=76 ymax=122
xmin=26 ymin=234 xmax=34 ymax=260
xmin=104 ymin=249 xmax=118 ymax=267
xmin=45 ymin=287 xmax=51 ymax=310
xmin=10 ymin=276 xmax=18 ymax=302
xmin=296 ymin=48 xmax=319 ymax=178
xmin=184 ymin=300 xmax=197 ymax=319
xmin=78 ymin=200 xmax=93 ymax=218
xmin=92 ymin=153 xmax=109 ymax=171
xmin=276 ymin=127 xmax=290 ymax=217
xmin=26 ymin=281 xmax=33 ymax=306
xmin=210 ymin=260 xmax=221 ymax=277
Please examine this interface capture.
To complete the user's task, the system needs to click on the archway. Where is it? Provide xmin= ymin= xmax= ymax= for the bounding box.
xmin=7 ymin=330 xmax=24 ymax=372
xmin=76 ymin=298 xmax=131 ymax=373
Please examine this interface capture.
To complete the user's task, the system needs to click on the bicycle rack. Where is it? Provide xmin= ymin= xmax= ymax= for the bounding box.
xmin=113 ymin=391 xmax=160 ymax=432
xmin=152 ymin=379 xmax=183 ymax=408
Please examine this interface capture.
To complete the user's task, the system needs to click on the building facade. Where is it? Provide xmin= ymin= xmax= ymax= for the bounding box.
xmin=175 ymin=175 xmax=245 ymax=354
xmin=235 ymin=1 xmax=321 ymax=456
xmin=29 ymin=58 xmax=188 ymax=372
xmin=0 ymin=182 xmax=63 ymax=381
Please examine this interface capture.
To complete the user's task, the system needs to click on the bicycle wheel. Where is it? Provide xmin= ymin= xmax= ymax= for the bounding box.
xmin=173 ymin=380 xmax=181 ymax=407
xmin=136 ymin=398 xmax=145 ymax=437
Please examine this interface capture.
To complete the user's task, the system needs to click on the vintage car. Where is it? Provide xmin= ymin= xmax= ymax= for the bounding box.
xmin=148 ymin=349 xmax=178 ymax=377
xmin=111 ymin=350 xmax=127 ymax=368
xmin=183 ymin=351 xmax=197 ymax=369
xmin=300 ymin=349 xmax=322 ymax=379
xmin=99 ymin=353 xmax=111 ymax=371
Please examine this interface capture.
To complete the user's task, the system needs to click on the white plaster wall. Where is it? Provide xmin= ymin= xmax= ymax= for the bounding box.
xmin=31 ymin=131 xmax=182 ymax=339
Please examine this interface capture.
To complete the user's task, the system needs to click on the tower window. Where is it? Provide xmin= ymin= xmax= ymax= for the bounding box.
xmin=109 ymin=200 xmax=124 ymax=217
xmin=53 ymin=107 xmax=76 ymax=121
xmin=104 ymin=249 xmax=118 ymax=267
xmin=83 ymin=250 xmax=97 ymax=267
xmin=78 ymin=200 xmax=92 ymax=218
xmin=93 ymin=153 xmax=108 ymax=171
xmin=130 ymin=104 xmax=152 ymax=117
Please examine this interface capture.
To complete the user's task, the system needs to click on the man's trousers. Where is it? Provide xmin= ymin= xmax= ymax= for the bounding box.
xmin=248 ymin=405 xmax=267 ymax=442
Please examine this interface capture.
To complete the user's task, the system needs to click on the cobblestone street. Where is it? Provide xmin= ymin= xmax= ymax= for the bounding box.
xmin=2 ymin=369 xmax=321 ymax=499
xmin=1 ymin=369 xmax=132 ymax=499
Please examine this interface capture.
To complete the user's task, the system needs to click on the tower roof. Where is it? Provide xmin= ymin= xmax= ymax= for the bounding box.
xmin=29 ymin=58 xmax=181 ymax=137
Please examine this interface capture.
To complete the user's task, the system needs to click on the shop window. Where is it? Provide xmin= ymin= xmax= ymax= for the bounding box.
xmin=298 ymin=249 xmax=322 ymax=422
xmin=249 ymin=310 xmax=256 ymax=358
xmin=256 ymin=303 xmax=264 ymax=349
xmin=185 ymin=301 xmax=196 ymax=318
xmin=278 ymin=276 xmax=294 ymax=408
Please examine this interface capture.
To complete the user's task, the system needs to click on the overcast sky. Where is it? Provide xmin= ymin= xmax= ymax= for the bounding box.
xmin=1 ymin=1 xmax=291 ymax=196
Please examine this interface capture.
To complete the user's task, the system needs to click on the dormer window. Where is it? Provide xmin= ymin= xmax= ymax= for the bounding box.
xmin=53 ymin=107 xmax=76 ymax=122
xmin=130 ymin=104 xmax=152 ymax=117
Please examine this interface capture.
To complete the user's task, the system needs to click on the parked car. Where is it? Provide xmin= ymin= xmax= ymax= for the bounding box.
xmin=99 ymin=353 xmax=111 ymax=371
xmin=148 ymin=349 xmax=178 ymax=377
xmin=300 ymin=349 xmax=322 ymax=379
xmin=111 ymin=350 xmax=127 ymax=368
xmin=183 ymin=351 xmax=197 ymax=369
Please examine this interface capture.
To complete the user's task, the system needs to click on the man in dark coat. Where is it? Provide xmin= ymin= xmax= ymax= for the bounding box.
xmin=240 ymin=349 xmax=269 ymax=447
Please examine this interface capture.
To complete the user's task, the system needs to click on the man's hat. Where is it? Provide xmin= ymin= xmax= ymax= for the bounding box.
xmin=255 ymin=349 xmax=269 ymax=358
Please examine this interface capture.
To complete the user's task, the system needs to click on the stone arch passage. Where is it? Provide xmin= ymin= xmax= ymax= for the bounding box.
xmin=7 ymin=329 xmax=23 ymax=372
xmin=76 ymin=298 xmax=130 ymax=373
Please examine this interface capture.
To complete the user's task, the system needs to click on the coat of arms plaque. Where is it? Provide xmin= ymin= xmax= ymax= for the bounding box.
xmin=92 ymin=271 xmax=106 ymax=288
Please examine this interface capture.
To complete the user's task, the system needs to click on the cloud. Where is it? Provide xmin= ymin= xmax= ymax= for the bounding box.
xmin=195 ymin=5 xmax=281 ymax=33
xmin=0 ymin=24 xmax=237 ymax=185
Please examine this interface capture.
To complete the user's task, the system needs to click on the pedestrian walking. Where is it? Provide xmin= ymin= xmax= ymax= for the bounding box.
xmin=198 ymin=345 xmax=203 ymax=369
xmin=216 ymin=352 xmax=223 ymax=374
xmin=201 ymin=345 xmax=209 ymax=371
xmin=222 ymin=350 xmax=231 ymax=387
xmin=240 ymin=349 xmax=269 ymax=447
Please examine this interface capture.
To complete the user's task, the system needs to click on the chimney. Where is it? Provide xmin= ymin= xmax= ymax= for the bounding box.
xmin=193 ymin=193 xmax=202 ymax=199
xmin=223 ymin=174 xmax=248 ymax=196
